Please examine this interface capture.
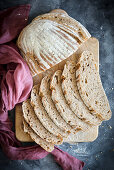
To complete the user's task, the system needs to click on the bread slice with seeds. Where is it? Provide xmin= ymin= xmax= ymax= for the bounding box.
xmin=76 ymin=51 xmax=112 ymax=120
xmin=23 ymin=119 xmax=54 ymax=152
xmin=22 ymin=99 xmax=63 ymax=144
xmin=50 ymin=70 xmax=91 ymax=131
xmin=31 ymin=85 xmax=67 ymax=138
xmin=62 ymin=60 xmax=101 ymax=125
xmin=39 ymin=75 xmax=73 ymax=134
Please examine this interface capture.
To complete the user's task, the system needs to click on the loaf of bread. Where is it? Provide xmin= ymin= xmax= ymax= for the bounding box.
xmin=17 ymin=9 xmax=91 ymax=76
xmin=62 ymin=60 xmax=101 ymax=125
xmin=76 ymin=51 xmax=112 ymax=120
xmin=23 ymin=119 xmax=54 ymax=152
xmin=50 ymin=70 xmax=92 ymax=132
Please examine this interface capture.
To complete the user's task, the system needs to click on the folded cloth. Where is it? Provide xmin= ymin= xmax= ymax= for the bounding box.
xmin=0 ymin=4 xmax=30 ymax=44
xmin=0 ymin=44 xmax=33 ymax=121
xmin=0 ymin=5 xmax=84 ymax=170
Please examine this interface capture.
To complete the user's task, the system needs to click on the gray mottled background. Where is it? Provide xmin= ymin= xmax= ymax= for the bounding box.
xmin=0 ymin=0 xmax=114 ymax=169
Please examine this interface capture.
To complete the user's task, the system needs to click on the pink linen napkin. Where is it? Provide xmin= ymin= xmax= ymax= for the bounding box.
xmin=0 ymin=5 xmax=84 ymax=170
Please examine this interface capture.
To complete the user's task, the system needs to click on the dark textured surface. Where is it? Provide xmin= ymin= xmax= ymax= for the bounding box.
xmin=0 ymin=0 xmax=114 ymax=169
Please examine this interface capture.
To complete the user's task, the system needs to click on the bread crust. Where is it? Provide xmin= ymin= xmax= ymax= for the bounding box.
xmin=17 ymin=10 xmax=91 ymax=77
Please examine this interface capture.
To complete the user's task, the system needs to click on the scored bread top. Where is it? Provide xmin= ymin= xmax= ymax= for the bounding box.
xmin=50 ymin=70 xmax=92 ymax=132
xmin=17 ymin=9 xmax=91 ymax=76
xmin=39 ymin=75 xmax=72 ymax=133
xmin=22 ymin=99 xmax=63 ymax=144
xmin=62 ymin=60 xmax=101 ymax=125
xmin=31 ymin=84 xmax=68 ymax=138
xmin=76 ymin=51 xmax=112 ymax=120
xmin=23 ymin=119 xmax=54 ymax=152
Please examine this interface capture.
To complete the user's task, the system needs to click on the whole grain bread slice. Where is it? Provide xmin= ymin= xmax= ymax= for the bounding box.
xmin=31 ymin=85 xmax=67 ymax=138
xmin=22 ymin=99 xmax=63 ymax=145
xmin=62 ymin=61 xmax=101 ymax=125
xmin=39 ymin=75 xmax=73 ymax=134
xmin=76 ymin=51 xmax=112 ymax=120
xmin=23 ymin=119 xmax=54 ymax=152
xmin=50 ymin=70 xmax=91 ymax=132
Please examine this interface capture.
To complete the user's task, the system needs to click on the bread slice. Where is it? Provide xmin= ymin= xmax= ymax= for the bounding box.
xmin=23 ymin=119 xmax=54 ymax=152
xmin=62 ymin=61 xmax=101 ymax=125
xmin=31 ymin=85 xmax=68 ymax=138
xmin=39 ymin=75 xmax=73 ymax=133
xmin=50 ymin=70 xmax=92 ymax=132
xmin=22 ymin=99 xmax=63 ymax=144
xmin=76 ymin=51 xmax=112 ymax=120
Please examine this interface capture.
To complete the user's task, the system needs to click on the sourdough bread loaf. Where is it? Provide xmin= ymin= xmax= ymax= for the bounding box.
xmin=62 ymin=60 xmax=101 ymax=125
xmin=22 ymin=99 xmax=63 ymax=144
xmin=50 ymin=70 xmax=92 ymax=132
xmin=23 ymin=119 xmax=54 ymax=152
xmin=76 ymin=51 xmax=112 ymax=120
xmin=17 ymin=9 xmax=91 ymax=76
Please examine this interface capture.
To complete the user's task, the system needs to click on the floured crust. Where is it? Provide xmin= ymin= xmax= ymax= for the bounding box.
xmin=76 ymin=51 xmax=112 ymax=120
xmin=39 ymin=75 xmax=72 ymax=133
xmin=50 ymin=9 xmax=68 ymax=15
xmin=50 ymin=70 xmax=92 ymax=132
xmin=17 ymin=9 xmax=91 ymax=76
xmin=22 ymin=99 xmax=63 ymax=145
xmin=62 ymin=60 xmax=101 ymax=125
xmin=23 ymin=119 xmax=54 ymax=152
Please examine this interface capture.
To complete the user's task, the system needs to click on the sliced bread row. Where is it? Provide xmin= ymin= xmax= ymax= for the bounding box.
xmin=50 ymin=70 xmax=92 ymax=131
xmin=39 ymin=75 xmax=72 ymax=133
xmin=22 ymin=50 xmax=111 ymax=152
xmin=62 ymin=60 xmax=102 ymax=125
xmin=31 ymin=84 xmax=69 ymax=138
xmin=22 ymin=99 xmax=63 ymax=145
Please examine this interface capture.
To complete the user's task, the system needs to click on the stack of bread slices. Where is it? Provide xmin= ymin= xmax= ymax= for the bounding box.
xmin=22 ymin=51 xmax=112 ymax=152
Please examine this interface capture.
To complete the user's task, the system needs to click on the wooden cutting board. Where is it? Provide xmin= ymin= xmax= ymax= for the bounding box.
xmin=15 ymin=37 xmax=99 ymax=143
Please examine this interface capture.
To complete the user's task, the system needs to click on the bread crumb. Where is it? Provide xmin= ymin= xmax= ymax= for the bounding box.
xmin=109 ymin=125 xmax=112 ymax=129
xmin=100 ymin=26 xmax=103 ymax=30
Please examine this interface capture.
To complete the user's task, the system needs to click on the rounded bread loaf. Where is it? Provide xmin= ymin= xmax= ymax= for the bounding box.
xmin=17 ymin=9 xmax=91 ymax=76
